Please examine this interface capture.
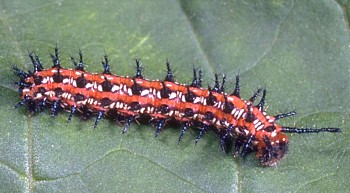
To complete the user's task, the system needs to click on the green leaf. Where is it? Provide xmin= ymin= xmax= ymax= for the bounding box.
xmin=1 ymin=0 xmax=349 ymax=192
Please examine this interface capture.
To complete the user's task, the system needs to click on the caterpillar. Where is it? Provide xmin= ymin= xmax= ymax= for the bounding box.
xmin=13 ymin=47 xmax=341 ymax=166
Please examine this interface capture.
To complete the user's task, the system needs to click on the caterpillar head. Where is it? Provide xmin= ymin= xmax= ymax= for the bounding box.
xmin=256 ymin=133 xmax=289 ymax=166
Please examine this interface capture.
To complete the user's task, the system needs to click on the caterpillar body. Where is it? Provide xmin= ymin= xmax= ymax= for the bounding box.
xmin=13 ymin=47 xmax=341 ymax=166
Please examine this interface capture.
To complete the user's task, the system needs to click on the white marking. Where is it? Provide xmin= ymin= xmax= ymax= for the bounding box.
xmin=123 ymin=85 xmax=127 ymax=92
xmin=49 ymin=77 xmax=54 ymax=83
xmin=141 ymin=89 xmax=149 ymax=96
xmin=48 ymin=91 xmax=55 ymax=97
xmin=178 ymin=112 xmax=184 ymax=118
xmin=119 ymin=84 xmax=124 ymax=91
xmin=165 ymin=82 xmax=173 ymax=87
xmin=181 ymin=95 xmax=186 ymax=102
xmin=62 ymin=78 xmax=70 ymax=84
xmin=235 ymin=127 xmax=241 ymax=134
xmin=35 ymin=93 xmax=42 ymax=99
xmin=156 ymin=91 xmax=161 ymax=99
xmin=244 ymin=129 xmax=249 ymax=135
xmin=193 ymin=97 xmax=201 ymax=104
xmin=98 ymin=85 xmax=103 ymax=92
xmin=169 ymin=110 xmax=174 ymax=116
xmin=178 ymin=91 xmax=182 ymax=98
xmin=111 ymin=85 xmax=119 ymax=92
xmin=271 ymin=132 xmax=277 ymax=137
xmin=127 ymin=88 xmax=133 ymax=96
xmin=140 ymin=108 xmax=145 ymax=113
xmin=215 ymin=101 xmax=221 ymax=108
xmin=237 ymin=109 xmax=244 ymax=119
xmin=219 ymin=102 xmax=224 ymax=109
xmin=42 ymin=78 xmax=48 ymax=84
xmin=88 ymin=98 xmax=94 ymax=104
xmin=110 ymin=102 xmax=115 ymax=108
xmin=255 ymin=121 xmax=262 ymax=128
xmin=253 ymin=119 xmax=259 ymax=124
xmin=72 ymin=80 xmax=77 ymax=87
xmin=257 ymin=125 xmax=264 ymax=131
xmin=93 ymin=82 xmax=98 ymax=90
xmin=233 ymin=109 xmax=239 ymax=118
xmin=85 ymin=83 xmax=93 ymax=89
xmin=169 ymin=92 xmax=177 ymax=100
xmin=75 ymin=71 xmax=82 ymax=76
xmin=223 ymin=121 xmax=229 ymax=127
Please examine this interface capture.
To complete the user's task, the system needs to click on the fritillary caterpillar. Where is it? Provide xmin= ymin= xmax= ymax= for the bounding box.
xmin=13 ymin=46 xmax=341 ymax=166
